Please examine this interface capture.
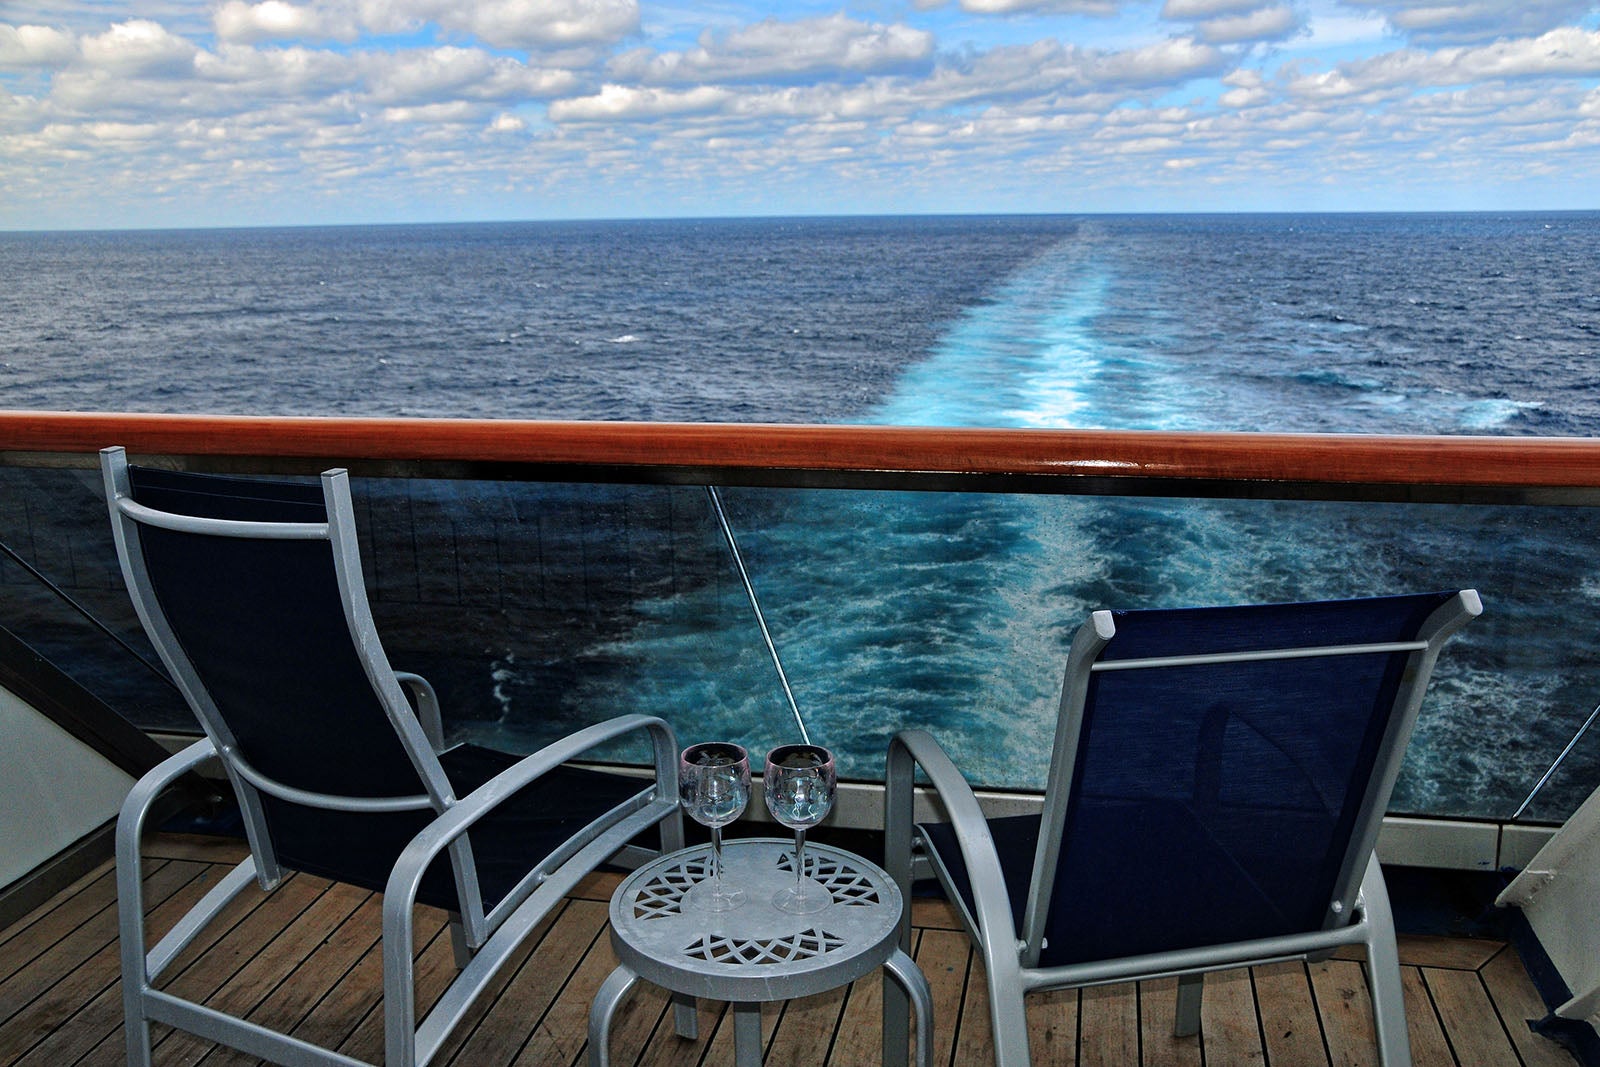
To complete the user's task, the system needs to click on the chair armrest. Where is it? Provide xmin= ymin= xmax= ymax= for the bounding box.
xmin=393 ymin=672 xmax=443 ymax=750
xmin=886 ymin=730 xmax=1021 ymax=956
xmin=383 ymin=713 xmax=681 ymax=931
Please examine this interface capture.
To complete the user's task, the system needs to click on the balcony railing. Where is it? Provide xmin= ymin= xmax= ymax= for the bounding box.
xmin=2 ymin=410 xmax=1597 ymax=852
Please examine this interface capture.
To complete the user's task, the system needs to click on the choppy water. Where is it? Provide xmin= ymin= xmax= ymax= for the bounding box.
xmin=3 ymin=213 xmax=1598 ymax=819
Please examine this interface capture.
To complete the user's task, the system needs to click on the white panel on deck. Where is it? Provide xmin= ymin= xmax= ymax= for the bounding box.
xmin=1498 ymin=783 xmax=1600 ymax=1037
xmin=0 ymin=684 xmax=135 ymax=891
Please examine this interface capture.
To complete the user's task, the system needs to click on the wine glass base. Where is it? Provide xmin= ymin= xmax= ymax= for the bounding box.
xmin=685 ymin=881 xmax=746 ymax=912
xmin=771 ymin=885 xmax=830 ymax=914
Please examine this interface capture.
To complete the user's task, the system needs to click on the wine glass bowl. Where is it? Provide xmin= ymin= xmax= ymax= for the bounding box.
xmin=763 ymin=744 xmax=837 ymax=914
xmin=679 ymin=742 xmax=751 ymax=911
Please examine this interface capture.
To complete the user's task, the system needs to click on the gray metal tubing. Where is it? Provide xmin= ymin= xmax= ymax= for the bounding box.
xmin=382 ymin=713 xmax=680 ymax=1067
xmin=886 ymin=729 xmax=1033 ymax=1065
xmin=118 ymin=738 xmax=215 ymax=1067
xmin=1023 ymin=610 xmax=1114 ymax=969
xmin=142 ymin=988 xmax=373 ymax=1067
xmin=588 ymin=966 xmax=638 ymax=1067
xmin=117 ymin=739 xmax=242 ymax=980
xmin=882 ymin=947 xmax=935 ymax=1067
xmin=1325 ymin=590 xmax=1480 ymax=926
xmin=1015 ymin=912 xmax=1377 ymax=993
xmin=1088 ymin=639 xmax=1429 ymax=673
xmin=395 ymin=672 xmax=445 ymax=751
xmin=113 ymin=495 xmax=329 ymax=540
xmin=1359 ymin=855 xmax=1413 ymax=1066
xmin=220 ymin=743 xmax=435 ymax=813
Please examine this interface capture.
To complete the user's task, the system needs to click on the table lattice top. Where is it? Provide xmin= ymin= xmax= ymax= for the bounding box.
xmin=608 ymin=838 xmax=905 ymax=1001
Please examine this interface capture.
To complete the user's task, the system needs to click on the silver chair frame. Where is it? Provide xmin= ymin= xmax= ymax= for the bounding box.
xmin=104 ymin=447 xmax=685 ymax=1066
xmin=884 ymin=590 xmax=1481 ymax=1066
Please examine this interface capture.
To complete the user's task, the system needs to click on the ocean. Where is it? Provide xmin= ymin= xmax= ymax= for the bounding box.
xmin=3 ymin=212 xmax=1598 ymax=820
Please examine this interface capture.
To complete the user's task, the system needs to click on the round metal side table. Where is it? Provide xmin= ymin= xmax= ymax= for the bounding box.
xmin=588 ymin=838 xmax=932 ymax=1066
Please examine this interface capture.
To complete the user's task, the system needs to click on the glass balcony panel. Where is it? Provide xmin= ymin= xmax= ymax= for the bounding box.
xmin=2 ymin=461 xmax=1597 ymax=824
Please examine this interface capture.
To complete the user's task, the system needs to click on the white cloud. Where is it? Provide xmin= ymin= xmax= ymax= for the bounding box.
xmin=365 ymin=46 xmax=578 ymax=104
xmin=549 ymin=83 xmax=731 ymax=121
xmin=79 ymin=20 xmax=197 ymax=76
xmin=1340 ymin=0 xmax=1596 ymax=45
xmin=1085 ymin=35 xmax=1227 ymax=85
xmin=610 ymin=14 xmax=933 ymax=84
xmin=1161 ymin=0 xmax=1262 ymax=17
xmin=1289 ymin=26 xmax=1600 ymax=99
xmin=1194 ymin=5 xmax=1302 ymax=43
xmin=0 ymin=24 xmax=78 ymax=69
xmin=357 ymin=0 xmax=639 ymax=49
xmin=955 ymin=0 xmax=1120 ymax=12
xmin=213 ymin=1 xmax=358 ymax=43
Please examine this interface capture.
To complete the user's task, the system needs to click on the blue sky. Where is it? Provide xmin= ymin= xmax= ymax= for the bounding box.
xmin=1 ymin=0 xmax=1597 ymax=228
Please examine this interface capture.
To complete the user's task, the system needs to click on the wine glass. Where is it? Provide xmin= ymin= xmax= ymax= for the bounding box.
xmin=679 ymin=742 xmax=751 ymax=911
xmin=764 ymin=744 xmax=837 ymax=914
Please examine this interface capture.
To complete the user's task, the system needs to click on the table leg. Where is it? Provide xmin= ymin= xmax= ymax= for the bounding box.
xmin=671 ymin=991 xmax=699 ymax=1039
xmin=587 ymin=965 xmax=638 ymax=1067
xmin=732 ymin=1001 xmax=762 ymax=1067
xmin=883 ymin=948 xmax=934 ymax=1067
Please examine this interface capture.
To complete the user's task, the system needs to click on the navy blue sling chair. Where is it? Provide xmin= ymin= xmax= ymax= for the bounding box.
xmin=885 ymin=589 xmax=1480 ymax=1066
xmin=102 ymin=446 xmax=687 ymax=1067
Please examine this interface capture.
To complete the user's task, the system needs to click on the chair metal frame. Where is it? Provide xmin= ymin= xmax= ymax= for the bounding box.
xmin=885 ymin=590 xmax=1481 ymax=1066
xmin=103 ymin=446 xmax=685 ymax=1066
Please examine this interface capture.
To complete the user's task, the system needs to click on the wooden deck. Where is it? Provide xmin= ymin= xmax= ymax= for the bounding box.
xmin=0 ymin=834 xmax=1580 ymax=1067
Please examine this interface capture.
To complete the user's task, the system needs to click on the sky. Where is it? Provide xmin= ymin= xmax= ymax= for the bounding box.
xmin=1 ymin=0 xmax=1597 ymax=229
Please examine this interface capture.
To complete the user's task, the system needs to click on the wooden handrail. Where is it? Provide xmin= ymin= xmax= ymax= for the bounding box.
xmin=3 ymin=409 xmax=1600 ymax=497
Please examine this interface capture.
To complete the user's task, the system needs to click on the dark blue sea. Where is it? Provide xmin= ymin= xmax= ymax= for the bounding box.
xmin=3 ymin=213 xmax=1599 ymax=819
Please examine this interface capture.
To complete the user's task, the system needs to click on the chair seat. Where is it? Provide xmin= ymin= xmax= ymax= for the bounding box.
xmin=264 ymin=743 xmax=656 ymax=912
xmin=921 ymin=797 xmax=1336 ymax=967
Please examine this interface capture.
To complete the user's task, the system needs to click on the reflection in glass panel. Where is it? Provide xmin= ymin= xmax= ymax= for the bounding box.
xmin=394 ymin=482 xmax=1599 ymax=822
xmin=3 ymin=464 xmax=1598 ymax=824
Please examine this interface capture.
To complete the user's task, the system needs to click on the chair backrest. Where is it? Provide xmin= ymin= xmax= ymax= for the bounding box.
xmin=101 ymin=447 xmax=453 ymax=883
xmin=1024 ymin=590 xmax=1480 ymax=968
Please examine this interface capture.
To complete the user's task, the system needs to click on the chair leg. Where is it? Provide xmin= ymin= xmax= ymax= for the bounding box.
xmin=1360 ymin=856 xmax=1413 ymax=1067
xmin=448 ymin=913 xmax=473 ymax=970
xmin=1173 ymin=972 xmax=1204 ymax=1038
xmin=588 ymin=965 xmax=638 ymax=1067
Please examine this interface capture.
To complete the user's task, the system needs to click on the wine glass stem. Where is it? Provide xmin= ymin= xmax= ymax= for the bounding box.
xmin=711 ymin=826 xmax=724 ymax=893
xmin=794 ymin=829 xmax=806 ymax=891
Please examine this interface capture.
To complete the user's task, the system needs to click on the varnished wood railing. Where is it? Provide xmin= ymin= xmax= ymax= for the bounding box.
xmin=3 ymin=409 xmax=1600 ymax=502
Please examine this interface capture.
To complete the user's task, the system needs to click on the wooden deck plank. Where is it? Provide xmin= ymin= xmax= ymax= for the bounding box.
xmin=829 ymin=969 xmax=887 ymax=1066
xmin=1 ymin=862 xmax=215 ymax=1067
xmin=1401 ymin=966 xmax=1458 ymax=1067
xmin=333 ymin=910 xmax=460 ymax=1065
xmin=1077 ymin=982 xmax=1138 ymax=1067
xmin=0 ymin=843 xmax=1581 ymax=1067
xmin=765 ymin=985 xmax=849 ymax=1066
xmin=1253 ymin=961 xmax=1329 ymax=1067
xmin=952 ymin=948 xmax=996 ymax=1067
xmin=157 ymin=880 xmax=370 ymax=1067
xmin=1480 ymin=944 xmax=1581 ymax=1067
xmin=1423 ymin=966 xmax=1523 ymax=1065
xmin=689 ymin=1000 xmax=780 ymax=1067
xmin=1024 ymin=987 xmax=1080 ymax=1067
xmin=1333 ymin=935 xmax=1508 ymax=973
xmin=1135 ymin=978 xmax=1199 ymax=1067
xmin=1200 ymin=967 xmax=1265 ymax=1065
xmin=191 ymin=891 xmax=385 ymax=1067
xmin=517 ymin=906 xmax=637 ymax=1066
xmin=0 ymin=861 xmax=176 ymax=1028
xmin=912 ymin=927 xmax=970 ymax=1066
xmin=1308 ymin=958 xmax=1378 ymax=1067
xmin=443 ymin=899 xmax=604 ymax=1067
xmin=276 ymin=907 xmax=446 ymax=1056
xmin=0 ymin=863 xmax=118 ymax=973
